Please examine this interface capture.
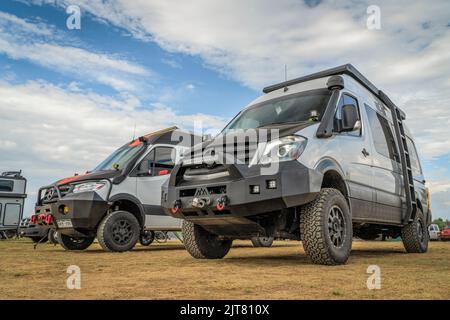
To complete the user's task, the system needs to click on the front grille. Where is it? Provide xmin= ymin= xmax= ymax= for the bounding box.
xmin=179 ymin=185 xmax=227 ymax=198
xmin=58 ymin=185 xmax=71 ymax=197
xmin=188 ymin=140 xmax=257 ymax=165
xmin=41 ymin=185 xmax=72 ymax=203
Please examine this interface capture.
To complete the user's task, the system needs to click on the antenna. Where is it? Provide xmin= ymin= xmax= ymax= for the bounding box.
xmin=284 ymin=64 xmax=287 ymax=81
xmin=132 ymin=122 xmax=136 ymax=140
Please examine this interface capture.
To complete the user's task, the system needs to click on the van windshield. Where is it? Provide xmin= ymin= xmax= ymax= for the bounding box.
xmin=223 ymin=89 xmax=331 ymax=130
xmin=93 ymin=143 xmax=144 ymax=172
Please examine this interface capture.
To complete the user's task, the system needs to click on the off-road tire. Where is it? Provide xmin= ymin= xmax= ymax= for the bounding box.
xmin=58 ymin=234 xmax=94 ymax=251
xmin=48 ymin=229 xmax=58 ymax=244
xmin=401 ymin=209 xmax=428 ymax=253
xmin=182 ymin=220 xmax=232 ymax=259
xmin=300 ymin=188 xmax=352 ymax=265
xmin=251 ymin=237 xmax=274 ymax=247
xmin=139 ymin=230 xmax=155 ymax=246
xmin=97 ymin=211 xmax=140 ymax=252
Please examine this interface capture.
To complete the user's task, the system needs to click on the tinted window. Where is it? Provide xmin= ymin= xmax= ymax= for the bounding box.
xmin=0 ymin=180 xmax=13 ymax=192
xmin=335 ymin=94 xmax=361 ymax=136
xmin=224 ymin=89 xmax=331 ymax=130
xmin=153 ymin=147 xmax=175 ymax=175
xmin=137 ymin=150 xmax=155 ymax=176
xmin=137 ymin=147 xmax=175 ymax=176
xmin=94 ymin=143 xmax=144 ymax=171
xmin=406 ymin=138 xmax=422 ymax=175
xmin=365 ymin=105 xmax=399 ymax=162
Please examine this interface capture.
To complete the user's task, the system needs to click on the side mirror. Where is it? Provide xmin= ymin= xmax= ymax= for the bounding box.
xmin=339 ymin=104 xmax=359 ymax=132
xmin=353 ymin=120 xmax=362 ymax=131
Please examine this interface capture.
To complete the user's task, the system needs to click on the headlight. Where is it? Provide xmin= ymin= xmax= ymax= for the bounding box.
xmin=259 ymin=136 xmax=307 ymax=164
xmin=72 ymin=181 xmax=106 ymax=194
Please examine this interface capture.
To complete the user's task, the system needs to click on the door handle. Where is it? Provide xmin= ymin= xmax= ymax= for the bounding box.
xmin=362 ymin=148 xmax=370 ymax=157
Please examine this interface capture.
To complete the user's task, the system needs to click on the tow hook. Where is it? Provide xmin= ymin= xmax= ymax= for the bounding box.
xmin=192 ymin=197 xmax=211 ymax=209
xmin=44 ymin=214 xmax=54 ymax=225
xmin=170 ymin=200 xmax=182 ymax=214
xmin=216 ymin=196 xmax=228 ymax=211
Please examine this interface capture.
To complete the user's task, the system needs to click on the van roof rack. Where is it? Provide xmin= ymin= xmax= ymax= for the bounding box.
xmin=1 ymin=170 xmax=23 ymax=178
xmin=262 ymin=64 xmax=405 ymax=119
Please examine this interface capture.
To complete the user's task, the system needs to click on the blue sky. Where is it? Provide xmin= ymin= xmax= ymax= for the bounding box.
xmin=0 ymin=0 xmax=449 ymax=219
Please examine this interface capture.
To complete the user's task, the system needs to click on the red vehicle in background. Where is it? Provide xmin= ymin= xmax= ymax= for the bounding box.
xmin=440 ymin=226 xmax=450 ymax=241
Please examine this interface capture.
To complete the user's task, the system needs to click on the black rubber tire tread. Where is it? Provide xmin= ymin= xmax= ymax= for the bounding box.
xmin=401 ymin=209 xmax=429 ymax=253
xmin=97 ymin=211 xmax=140 ymax=252
xmin=300 ymin=188 xmax=352 ymax=265
xmin=182 ymin=220 xmax=232 ymax=259
xmin=251 ymin=237 xmax=274 ymax=247
xmin=139 ymin=230 xmax=155 ymax=246
xmin=58 ymin=233 xmax=94 ymax=251
xmin=48 ymin=229 xmax=58 ymax=244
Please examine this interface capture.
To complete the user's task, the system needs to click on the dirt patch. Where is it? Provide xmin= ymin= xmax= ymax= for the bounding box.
xmin=0 ymin=239 xmax=449 ymax=299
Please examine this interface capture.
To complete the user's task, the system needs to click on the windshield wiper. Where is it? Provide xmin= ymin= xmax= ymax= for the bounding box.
xmin=257 ymin=120 xmax=309 ymax=128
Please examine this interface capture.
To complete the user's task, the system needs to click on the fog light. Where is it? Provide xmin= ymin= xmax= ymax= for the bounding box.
xmin=267 ymin=179 xmax=277 ymax=189
xmin=59 ymin=205 xmax=69 ymax=215
xmin=250 ymin=185 xmax=260 ymax=194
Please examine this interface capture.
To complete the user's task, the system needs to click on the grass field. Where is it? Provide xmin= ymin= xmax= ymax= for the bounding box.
xmin=0 ymin=239 xmax=449 ymax=300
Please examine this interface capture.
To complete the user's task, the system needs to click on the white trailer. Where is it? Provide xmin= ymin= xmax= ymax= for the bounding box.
xmin=0 ymin=171 xmax=27 ymax=239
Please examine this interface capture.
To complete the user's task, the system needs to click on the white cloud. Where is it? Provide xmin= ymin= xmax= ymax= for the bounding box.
xmin=0 ymin=11 xmax=151 ymax=92
xmin=0 ymin=79 xmax=225 ymax=214
xmin=0 ymin=140 xmax=17 ymax=150
xmin=6 ymin=1 xmax=450 ymax=219
xmin=428 ymin=179 xmax=450 ymax=194
xmin=0 ymin=11 xmax=53 ymax=36
xmin=42 ymin=0 xmax=450 ymax=159
xmin=0 ymin=79 xmax=224 ymax=171
xmin=161 ymin=58 xmax=182 ymax=69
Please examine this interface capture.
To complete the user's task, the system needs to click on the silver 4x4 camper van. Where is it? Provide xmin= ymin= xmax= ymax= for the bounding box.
xmin=162 ymin=64 xmax=431 ymax=265
xmin=0 ymin=171 xmax=27 ymax=239
xmin=33 ymin=127 xmax=200 ymax=252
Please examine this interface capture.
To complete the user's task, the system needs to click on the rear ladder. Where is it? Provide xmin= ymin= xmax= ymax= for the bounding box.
xmin=379 ymin=91 xmax=417 ymax=224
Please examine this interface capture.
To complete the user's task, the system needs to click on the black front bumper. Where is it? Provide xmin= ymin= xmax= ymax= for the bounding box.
xmin=35 ymin=191 xmax=109 ymax=237
xmin=162 ymin=161 xmax=322 ymax=222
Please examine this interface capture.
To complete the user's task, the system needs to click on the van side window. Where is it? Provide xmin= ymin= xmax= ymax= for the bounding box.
xmin=335 ymin=94 xmax=361 ymax=136
xmin=136 ymin=147 xmax=175 ymax=177
xmin=0 ymin=180 xmax=14 ymax=192
xmin=153 ymin=147 xmax=176 ymax=176
xmin=365 ymin=105 xmax=399 ymax=162
xmin=406 ymin=137 xmax=422 ymax=175
xmin=136 ymin=150 xmax=155 ymax=177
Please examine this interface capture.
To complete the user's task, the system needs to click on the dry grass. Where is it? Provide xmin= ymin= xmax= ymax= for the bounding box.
xmin=0 ymin=239 xmax=449 ymax=300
